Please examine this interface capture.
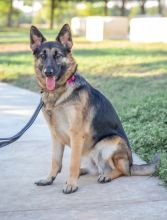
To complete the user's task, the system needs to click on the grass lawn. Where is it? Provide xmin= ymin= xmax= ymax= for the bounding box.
xmin=0 ymin=29 xmax=167 ymax=184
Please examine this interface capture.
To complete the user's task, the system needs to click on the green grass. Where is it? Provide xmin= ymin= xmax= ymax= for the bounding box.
xmin=0 ymin=29 xmax=167 ymax=184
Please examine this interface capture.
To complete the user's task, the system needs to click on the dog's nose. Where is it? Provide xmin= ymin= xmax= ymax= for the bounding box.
xmin=44 ymin=67 xmax=54 ymax=77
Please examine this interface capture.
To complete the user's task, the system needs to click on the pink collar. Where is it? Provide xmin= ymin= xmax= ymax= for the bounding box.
xmin=67 ymin=75 xmax=76 ymax=85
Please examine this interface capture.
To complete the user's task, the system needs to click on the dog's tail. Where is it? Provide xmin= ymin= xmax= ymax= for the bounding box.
xmin=130 ymin=154 xmax=160 ymax=176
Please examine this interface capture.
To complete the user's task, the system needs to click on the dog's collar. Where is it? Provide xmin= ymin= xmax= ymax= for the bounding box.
xmin=67 ymin=64 xmax=78 ymax=86
xmin=67 ymin=74 xmax=76 ymax=85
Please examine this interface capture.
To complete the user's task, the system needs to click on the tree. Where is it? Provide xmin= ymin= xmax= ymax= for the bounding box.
xmin=121 ymin=0 xmax=126 ymax=16
xmin=49 ymin=0 xmax=78 ymax=29
xmin=0 ymin=0 xmax=19 ymax=27
xmin=104 ymin=0 xmax=108 ymax=16
xmin=158 ymin=0 xmax=162 ymax=15
xmin=7 ymin=0 xmax=14 ymax=27
xmin=139 ymin=0 xmax=147 ymax=14
xmin=50 ymin=0 xmax=56 ymax=29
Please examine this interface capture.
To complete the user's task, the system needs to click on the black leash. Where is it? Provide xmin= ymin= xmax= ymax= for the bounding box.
xmin=0 ymin=99 xmax=44 ymax=148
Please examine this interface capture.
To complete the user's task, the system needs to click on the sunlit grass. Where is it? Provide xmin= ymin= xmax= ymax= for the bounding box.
xmin=1 ymin=38 xmax=167 ymax=81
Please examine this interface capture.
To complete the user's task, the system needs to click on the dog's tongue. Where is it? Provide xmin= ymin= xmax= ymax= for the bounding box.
xmin=46 ymin=76 xmax=56 ymax=91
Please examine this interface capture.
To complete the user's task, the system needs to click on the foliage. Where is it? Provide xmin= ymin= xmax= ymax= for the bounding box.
xmin=0 ymin=0 xmax=11 ymax=26
xmin=0 ymin=1 xmax=164 ymax=28
xmin=122 ymin=91 xmax=167 ymax=184
xmin=0 ymin=0 xmax=22 ymax=27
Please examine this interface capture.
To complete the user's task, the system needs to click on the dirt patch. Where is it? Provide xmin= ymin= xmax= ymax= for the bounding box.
xmin=0 ymin=44 xmax=30 ymax=53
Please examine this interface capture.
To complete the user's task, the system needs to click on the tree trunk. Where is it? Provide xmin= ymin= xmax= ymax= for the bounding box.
xmin=158 ymin=0 xmax=162 ymax=15
xmin=7 ymin=0 xmax=13 ymax=27
xmin=104 ymin=0 xmax=108 ymax=16
xmin=140 ymin=0 xmax=146 ymax=15
xmin=121 ymin=0 xmax=126 ymax=16
xmin=50 ymin=0 xmax=55 ymax=29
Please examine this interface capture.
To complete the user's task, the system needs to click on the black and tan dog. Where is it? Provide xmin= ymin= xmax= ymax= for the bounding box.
xmin=30 ymin=24 xmax=159 ymax=194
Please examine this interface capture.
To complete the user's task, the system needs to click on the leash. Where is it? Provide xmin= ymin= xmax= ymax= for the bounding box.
xmin=0 ymin=70 xmax=78 ymax=149
xmin=0 ymin=99 xmax=44 ymax=148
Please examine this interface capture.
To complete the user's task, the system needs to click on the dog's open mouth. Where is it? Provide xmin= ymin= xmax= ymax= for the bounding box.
xmin=46 ymin=76 xmax=56 ymax=91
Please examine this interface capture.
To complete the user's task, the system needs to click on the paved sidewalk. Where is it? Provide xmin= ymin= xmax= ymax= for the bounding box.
xmin=0 ymin=82 xmax=167 ymax=220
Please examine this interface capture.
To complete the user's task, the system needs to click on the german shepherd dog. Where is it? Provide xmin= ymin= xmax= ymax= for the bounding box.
xmin=30 ymin=24 xmax=159 ymax=194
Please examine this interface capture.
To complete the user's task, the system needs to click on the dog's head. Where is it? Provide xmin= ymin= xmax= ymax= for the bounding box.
xmin=30 ymin=24 xmax=77 ymax=91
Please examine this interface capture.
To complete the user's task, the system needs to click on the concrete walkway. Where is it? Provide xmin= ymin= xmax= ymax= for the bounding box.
xmin=0 ymin=82 xmax=167 ymax=220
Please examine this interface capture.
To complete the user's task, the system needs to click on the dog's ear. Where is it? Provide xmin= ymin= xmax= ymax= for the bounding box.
xmin=30 ymin=26 xmax=46 ymax=52
xmin=56 ymin=24 xmax=73 ymax=50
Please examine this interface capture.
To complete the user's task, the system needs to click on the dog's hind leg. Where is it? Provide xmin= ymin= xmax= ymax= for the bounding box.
xmin=98 ymin=169 xmax=122 ymax=183
xmin=98 ymin=156 xmax=130 ymax=183
xmin=35 ymin=138 xmax=64 ymax=186
xmin=96 ymin=136 xmax=131 ymax=184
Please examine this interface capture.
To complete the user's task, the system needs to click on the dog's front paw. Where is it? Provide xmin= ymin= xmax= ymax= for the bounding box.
xmin=35 ymin=176 xmax=55 ymax=186
xmin=98 ymin=174 xmax=111 ymax=184
xmin=63 ymin=182 xmax=78 ymax=194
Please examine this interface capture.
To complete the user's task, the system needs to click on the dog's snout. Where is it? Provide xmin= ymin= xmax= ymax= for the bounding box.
xmin=44 ymin=67 xmax=54 ymax=77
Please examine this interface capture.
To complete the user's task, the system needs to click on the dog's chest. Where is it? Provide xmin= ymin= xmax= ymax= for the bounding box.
xmin=43 ymin=105 xmax=70 ymax=145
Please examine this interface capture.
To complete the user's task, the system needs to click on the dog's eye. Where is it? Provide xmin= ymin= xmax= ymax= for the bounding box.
xmin=53 ymin=51 xmax=62 ymax=59
xmin=40 ymin=54 xmax=46 ymax=59
xmin=56 ymin=54 xmax=63 ymax=59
